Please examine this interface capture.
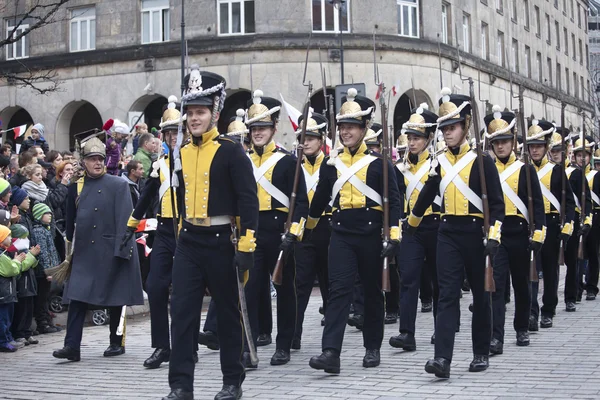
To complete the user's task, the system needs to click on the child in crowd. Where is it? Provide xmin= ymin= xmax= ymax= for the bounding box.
xmin=31 ymin=203 xmax=61 ymax=333
xmin=0 ymin=225 xmax=39 ymax=352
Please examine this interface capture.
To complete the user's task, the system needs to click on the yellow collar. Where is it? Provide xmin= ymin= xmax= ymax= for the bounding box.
xmin=253 ymin=140 xmax=277 ymax=154
xmin=445 ymin=141 xmax=470 ymax=162
xmin=495 ymin=152 xmax=517 ymax=167
xmin=192 ymin=127 xmax=219 ymax=146
xmin=343 ymin=142 xmax=368 ymax=156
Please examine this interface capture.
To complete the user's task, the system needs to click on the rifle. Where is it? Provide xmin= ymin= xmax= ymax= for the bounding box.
xmin=559 ymin=101 xmax=567 ymax=268
xmin=272 ymin=34 xmax=313 ymax=285
xmin=517 ymin=86 xmax=538 ymax=283
xmin=578 ymin=114 xmax=587 ymax=260
xmin=374 ymin=31 xmax=391 ymax=292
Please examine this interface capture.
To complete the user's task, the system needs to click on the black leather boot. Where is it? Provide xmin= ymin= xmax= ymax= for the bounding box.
xmin=144 ymin=348 xmax=170 ymax=369
xmin=214 ymin=385 xmax=242 ymax=400
xmin=516 ymin=331 xmax=530 ymax=346
xmin=256 ymin=333 xmax=272 ymax=346
xmin=469 ymin=355 xmax=489 ymax=372
xmin=309 ymin=349 xmax=340 ymax=374
xmin=52 ymin=346 xmax=81 ymax=361
xmin=363 ymin=349 xmax=380 ymax=368
xmin=162 ymin=388 xmax=193 ymax=400
xmin=425 ymin=357 xmax=450 ymax=379
xmin=489 ymin=338 xmax=503 ymax=355
xmin=198 ymin=331 xmax=220 ymax=350
xmin=103 ymin=344 xmax=125 ymax=357
xmin=389 ymin=332 xmax=416 ymax=351
xmin=270 ymin=349 xmax=290 ymax=365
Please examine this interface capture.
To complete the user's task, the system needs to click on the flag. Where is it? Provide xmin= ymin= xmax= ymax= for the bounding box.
xmin=12 ymin=124 xmax=27 ymax=139
xmin=279 ymin=94 xmax=303 ymax=131
xmin=375 ymin=84 xmax=383 ymax=100
xmin=391 ymin=81 xmax=401 ymax=97
xmin=136 ymin=234 xmax=152 ymax=257
xmin=135 ymin=218 xmax=158 ymax=233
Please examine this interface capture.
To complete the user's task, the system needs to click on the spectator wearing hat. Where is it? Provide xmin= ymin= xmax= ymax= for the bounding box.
xmin=31 ymin=203 xmax=61 ymax=334
xmin=0 ymin=225 xmax=39 ymax=352
xmin=20 ymin=124 xmax=49 ymax=155
xmin=0 ymin=178 xmax=12 ymax=211
xmin=106 ymin=120 xmax=130 ymax=176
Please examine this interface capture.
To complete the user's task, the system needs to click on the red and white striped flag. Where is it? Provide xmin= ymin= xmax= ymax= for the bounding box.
xmin=135 ymin=218 xmax=158 ymax=233
xmin=279 ymin=94 xmax=303 ymax=131
xmin=12 ymin=124 xmax=28 ymax=139
xmin=136 ymin=234 xmax=152 ymax=257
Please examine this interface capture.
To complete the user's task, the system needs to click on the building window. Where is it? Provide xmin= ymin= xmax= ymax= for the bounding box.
xmin=563 ymin=27 xmax=568 ymax=55
xmin=524 ymin=0 xmax=530 ymax=29
xmin=497 ymin=31 xmax=505 ymax=67
xmin=578 ymin=3 xmax=581 ymax=28
xmin=512 ymin=0 xmax=518 ymax=22
xmin=141 ymin=0 xmax=170 ymax=44
xmin=481 ymin=22 xmax=489 ymax=60
xmin=547 ymin=58 xmax=553 ymax=87
xmin=554 ymin=0 xmax=558 ymax=9
xmin=557 ymin=62 xmax=561 ymax=91
xmin=441 ymin=3 xmax=450 ymax=44
xmin=579 ymin=39 xmax=583 ymax=65
xmin=546 ymin=14 xmax=551 ymax=43
xmin=218 ymin=0 xmax=255 ymax=35
xmin=525 ymin=45 xmax=531 ymax=78
xmin=555 ymin=21 xmax=560 ymax=50
xmin=462 ymin=13 xmax=471 ymax=52
xmin=573 ymin=71 xmax=577 ymax=97
xmin=571 ymin=33 xmax=576 ymax=60
xmin=312 ymin=0 xmax=350 ymax=33
xmin=580 ymin=76 xmax=584 ymax=99
xmin=496 ymin=0 xmax=503 ymax=13
xmin=566 ymin=67 xmax=570 ymax=94
xmin=536 ymin=52 xmax=542 ymax=82
xmin=586 ymin=44 xmax=589 ymax=68
xmin=570 ymin=0 xmax=574 ymax=20
xmin=511 ymin=39 xmax=518 ymax=73
xmin=534 ymin=6 xmax=540 ymax=37
xmin=70 ymin=7 xmax=95 ymax=52
xmin=398 ymin=0 xmax=419 ymax=38
xmin=5 ymin=20 xmax=29 ymax=60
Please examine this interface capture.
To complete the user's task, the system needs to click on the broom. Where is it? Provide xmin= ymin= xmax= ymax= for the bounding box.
xmin=46 ymin=230 xmax=75 ymax=285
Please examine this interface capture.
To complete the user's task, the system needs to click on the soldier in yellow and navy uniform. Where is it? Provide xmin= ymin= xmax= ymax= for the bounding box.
xmin=226 ymin=108 xmax=251 ymax=151
xmin=293 ymin=111 xmax=331 ymax=347
xmin=484 ymin=107 xmax=545 ymax=354
xmin=306 ymin=88 xmax=401 ymax=373
xmin=126 ymin=96 xmax=193 ymax=370
xmin=562 ymin=130 xmax=593 ymax=311
xmin=389 ymin=103 xmax=440 ymax=352
xmin=571 ymin=136 xmax=598 ymax=301
xmin=408 ymin=88 xmax=505 ymax=378
xmin=527 ymin=124 xmax=576 ymax=330
xmin=162 ymin=66 xmax=259 ymax=400
xmin=245 ymin=90 xmax=309 ymax=367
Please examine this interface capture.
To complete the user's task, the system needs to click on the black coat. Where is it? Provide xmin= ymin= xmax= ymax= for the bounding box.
xmin=20 ymin=137 xmax=49 ymax=154
xmin=63 ymin=174 xmax=144 ymax=307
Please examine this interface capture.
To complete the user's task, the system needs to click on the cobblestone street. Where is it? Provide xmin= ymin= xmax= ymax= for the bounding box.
xmin=2 ymin=273 xmax=600 ymax=400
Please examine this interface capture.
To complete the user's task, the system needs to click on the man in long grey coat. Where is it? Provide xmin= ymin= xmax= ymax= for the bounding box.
xmin=52 ymin=137 xmax=144 ymax=362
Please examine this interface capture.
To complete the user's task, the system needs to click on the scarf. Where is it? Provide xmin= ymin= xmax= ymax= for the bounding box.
xmin=21 ymin=180 xmax=49 ymax=202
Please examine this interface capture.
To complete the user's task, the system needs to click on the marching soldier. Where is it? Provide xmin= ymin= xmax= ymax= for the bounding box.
xmin=53 ymin=137 xmax=144 ymax=362
xmin=293 ymin=112 xmax=331 ymax=347
xmin=306 ymin=88 xmax=401 ymax=373
xmin=246 ymin=90 xmax=309 ymax=366
xmin=226 ymin=109 xmax=251 ymax=151
xmin=407 ymin=88 xmax=505 ymax=378
xmin=162 ymin=66 xmax=258 ymax=400
xmin=485 ymin=107 xmax=545 ymax=354
xmin=125 ymin=96 xmax=197 ymax=369
xmin=389 ymin=103 xmax=440 ymax=351
xmin=571 ymin=136 xmax=597 ymax=301
xmin=563 ymin=132 xmax=593 ymax=311
xmin=583 ymin=144 xmax=600 ymax=300
xmin=528 ymin=126 xmax=575 ymax=330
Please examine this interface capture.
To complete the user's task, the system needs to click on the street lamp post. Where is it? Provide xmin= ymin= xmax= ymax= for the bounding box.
xmin=329 ymin=0 xmax=346 ymax=84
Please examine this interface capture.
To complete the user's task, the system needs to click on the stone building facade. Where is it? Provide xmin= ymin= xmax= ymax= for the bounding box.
xmin=0 ymin=0 xmax=593 ymax=151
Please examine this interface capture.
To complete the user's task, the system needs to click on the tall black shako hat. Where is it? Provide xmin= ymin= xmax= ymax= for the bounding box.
xmin=436 ymin=87 xmax=472 ymax=129
xmin=297 ymin=111 xmax=328 ymax=140
xmin=336 ymin=88 xmax=375 ymax=128
xmin=402 ymin=103 xmax=438 ymax=138
xmin=484 ymin=105 xmax=516 ymax=143
xmin=245 ymin=90 xmax=281 ymax=129
xmin=181 ymin=65 xmax=226 ymax=113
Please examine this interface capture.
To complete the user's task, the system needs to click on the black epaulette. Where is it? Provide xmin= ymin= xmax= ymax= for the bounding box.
xmin=369 ymin=150 xmax=384 ymax=159
xmin=217 ymin=135 xmax=236 ymax=144
xmin=276 ymin=146 xmax=292 ymax=156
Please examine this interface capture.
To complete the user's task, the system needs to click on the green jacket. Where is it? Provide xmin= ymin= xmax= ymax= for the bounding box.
xmin=133 ymin=148 xmax=153 ymax=178
xmin=0 ymin=251 xmax=37 ymax=278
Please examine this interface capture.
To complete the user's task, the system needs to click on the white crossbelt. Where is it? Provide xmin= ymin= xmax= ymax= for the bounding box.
xmin=400 ymin=160 xmax=441 ymax=207
xmin=302 ymin=165 xmax=320 ymax=193
xmin=587 ymin=170 xmax=600 ymax=206
xmin=438 ymin=151 xmax=483 ymax=212
xmin=499 ymin=160 xmax=529 ymax=223
xmin=158 ymin=158 xmax=170 ymax=201
xmin=565 ymin=166 xmax=582 ymax=210
xmin=330 ymin=155 xmax=381 ymax=207
xmin=251 ymin=152 xmax=290 ymax=208
xmin=537 ymin=163 xmax=561 ymax=213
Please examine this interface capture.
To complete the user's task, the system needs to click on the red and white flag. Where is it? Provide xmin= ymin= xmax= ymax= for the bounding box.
xmin=12 ymin=124 xmax=27 ymax=139
xmin=135 ymin=218 xmax=158 ymax=233
xmin=279 ymin=94 xmax=303 ymax=131
xmin=391 ymin=81 xmax=401 ymax=97
xmin=136 ymin=234 xmax=152 ymax=257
